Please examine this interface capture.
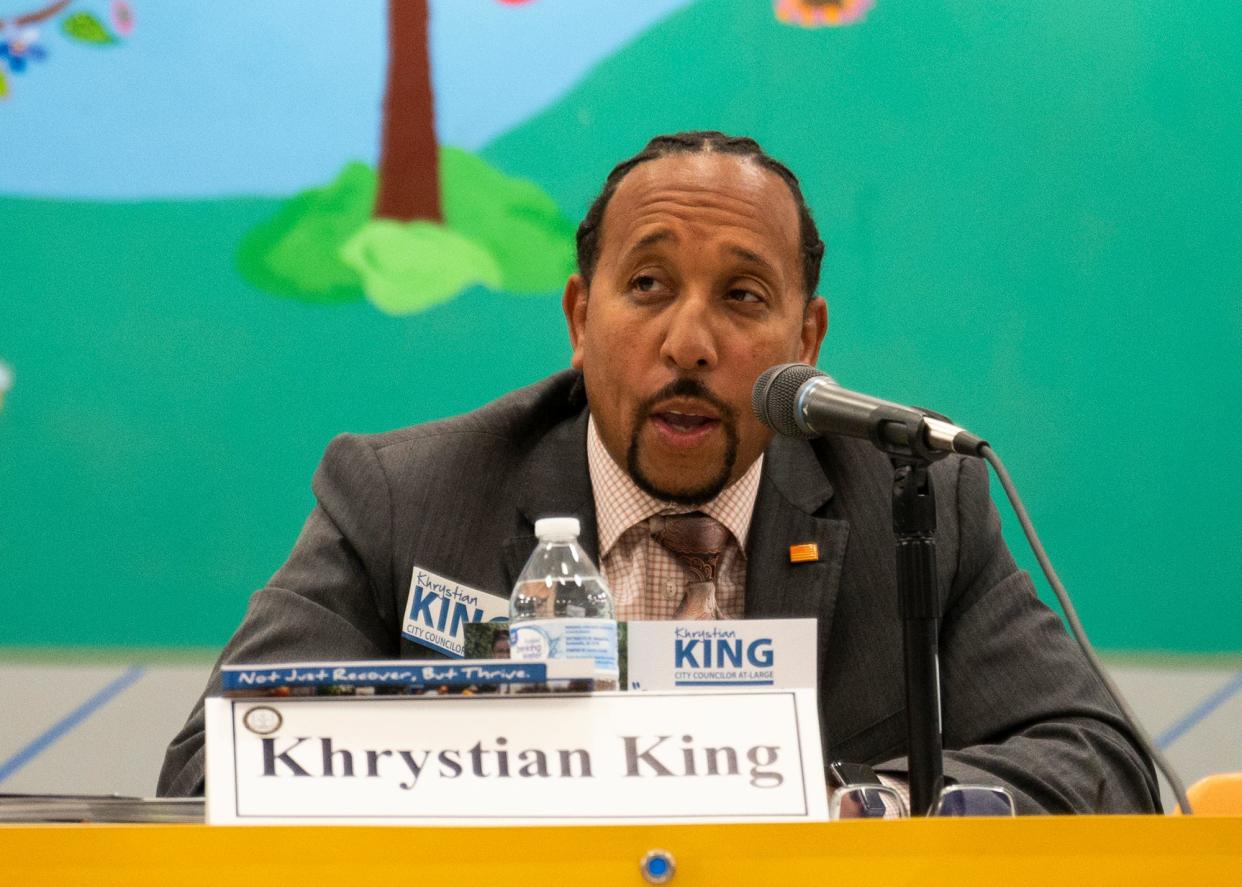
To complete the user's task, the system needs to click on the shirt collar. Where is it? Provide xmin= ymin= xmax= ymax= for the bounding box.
xmin=587 ymin=414 xmax=764 ymax=558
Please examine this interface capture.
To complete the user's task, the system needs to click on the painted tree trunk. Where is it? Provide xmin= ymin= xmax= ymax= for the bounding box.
xmin=374 ymin=0 xmax=441 ymax=221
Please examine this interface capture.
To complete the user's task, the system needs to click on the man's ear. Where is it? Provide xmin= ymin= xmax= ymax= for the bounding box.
xmin=799 ymin=295 xmax=828 ymax=365
xmin=563 ymin=273 xmax=589 ymax=370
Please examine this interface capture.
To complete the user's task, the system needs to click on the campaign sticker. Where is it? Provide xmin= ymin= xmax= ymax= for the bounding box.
xmin=625 ymin=619 xmax=817 ymax=692
xmin=401 ymin=567 xmax=509 ymax=657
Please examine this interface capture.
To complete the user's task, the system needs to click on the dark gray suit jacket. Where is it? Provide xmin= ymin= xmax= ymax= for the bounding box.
xmin=158 ymin=371 xmax=1159 ymax=812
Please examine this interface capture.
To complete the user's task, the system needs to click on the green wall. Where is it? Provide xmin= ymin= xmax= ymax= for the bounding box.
xmin=1 ymin=0 xmax=1238 ymax=652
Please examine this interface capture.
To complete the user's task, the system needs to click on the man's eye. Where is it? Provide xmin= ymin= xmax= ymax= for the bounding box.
xmin=727 ymin=288 xmax=763 ymax=303
xmin=630 ymin=275 xmax=663 ymax=293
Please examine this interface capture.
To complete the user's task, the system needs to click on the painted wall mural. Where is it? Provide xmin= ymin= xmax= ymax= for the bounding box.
xmin=239 ymin=0 xmax=575 ymax=316
xmin=0 ymin=0 xmax=132 ymax=99
xmin=1 ymin=0 xmax=1239 ymax=654
xmin=775 ymin=0 xmax=873 ymax=28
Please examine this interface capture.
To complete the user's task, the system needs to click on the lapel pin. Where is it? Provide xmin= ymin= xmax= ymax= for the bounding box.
xmin=788 ymin=542 xmax=820 ymax=564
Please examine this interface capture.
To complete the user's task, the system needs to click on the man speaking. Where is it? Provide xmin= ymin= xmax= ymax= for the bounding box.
xmin=159 ymin=131 xmax=1159 ymax=813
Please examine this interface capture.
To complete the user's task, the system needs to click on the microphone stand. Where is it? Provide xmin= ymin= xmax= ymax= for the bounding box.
xmin=871 ymin=408 xmax=947 ymax=816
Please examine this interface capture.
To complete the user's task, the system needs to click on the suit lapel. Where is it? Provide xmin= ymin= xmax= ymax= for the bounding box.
xmin=500 ymin=409 xmax=598 ymax=590
xmin=745 ymin=436 xmax=849 ymax=641
xmin=745 ymin=436 xmax=850 ymax=760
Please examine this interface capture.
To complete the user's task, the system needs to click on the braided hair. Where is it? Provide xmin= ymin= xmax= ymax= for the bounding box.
xmin=575 ymin=131 xmax=825 ymax=300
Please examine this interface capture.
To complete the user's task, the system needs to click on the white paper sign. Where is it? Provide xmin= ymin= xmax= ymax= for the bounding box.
xmin=625 ymin=618 xmax=818 ymax=691
xmin=401 ymin=567 xmax=509 ymax=657
xmin=205 ymin=689 xmax=827 ymax=826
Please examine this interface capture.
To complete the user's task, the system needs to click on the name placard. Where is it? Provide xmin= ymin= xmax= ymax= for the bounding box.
xmin=205 ymin=689 xmax=827 ymax=825
xmin=625 ymin=618 xmax=818 ymax=691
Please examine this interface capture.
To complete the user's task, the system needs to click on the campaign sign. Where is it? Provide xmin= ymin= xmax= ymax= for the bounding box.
xmin=401 ymin=567 xmax=509 ymax=657
xmin=204 ymin=689 xmax=827 ymax=825
xmin=625 ymin=619 xmax=817 ymax=691
xmin=220 ymin=659 xmax=598 ymax=695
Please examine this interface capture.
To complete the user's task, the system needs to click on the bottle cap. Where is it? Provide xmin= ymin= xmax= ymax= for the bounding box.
xmin=534 ymin=517 xmax=580 ymax=540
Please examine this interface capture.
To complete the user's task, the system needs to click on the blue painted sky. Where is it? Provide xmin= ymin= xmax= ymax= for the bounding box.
xmin=0 ymin=0 xmax=693 ymax=198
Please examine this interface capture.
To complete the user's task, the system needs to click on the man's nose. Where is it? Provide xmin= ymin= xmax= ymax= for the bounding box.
xmin=660 ymin=297 xmax=718 ymax=371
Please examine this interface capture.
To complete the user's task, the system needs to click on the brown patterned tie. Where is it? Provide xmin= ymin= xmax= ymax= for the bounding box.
xmin=649 ymin=512 xmax=731 ymax=620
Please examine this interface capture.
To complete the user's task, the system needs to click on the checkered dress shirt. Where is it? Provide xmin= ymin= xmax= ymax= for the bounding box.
xmin=586 ymin=416 xmax=762 ymax=620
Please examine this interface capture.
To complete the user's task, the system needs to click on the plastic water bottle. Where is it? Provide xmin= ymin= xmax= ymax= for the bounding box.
xmin=509 ymin=517 xmax=619 ymax=689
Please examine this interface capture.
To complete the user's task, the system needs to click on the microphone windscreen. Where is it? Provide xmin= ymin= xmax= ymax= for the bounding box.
xmin=752 ymin=363 xmax=827 ymax=439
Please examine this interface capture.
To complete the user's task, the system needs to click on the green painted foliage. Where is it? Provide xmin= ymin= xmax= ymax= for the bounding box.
xmin=340 ymin=221 xmax=502 ymax=315
xmin=236 ymin=162 xmax=374 ymax=305
xmin=238 ymin=150 xmax=575 ymax=313
xmin=441 ymin=147 xmax=577 ymax=293
xmin=61 ymin=12 xmax=116 ymax=45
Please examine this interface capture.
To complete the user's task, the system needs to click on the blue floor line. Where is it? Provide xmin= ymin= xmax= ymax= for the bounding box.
xmin=1155 ymin=668 xmax=1242 ymax=751
xmin=0 ymin=664 xmax=146 ymax=785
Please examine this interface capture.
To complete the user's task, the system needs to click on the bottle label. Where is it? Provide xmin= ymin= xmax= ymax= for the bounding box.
xmin=509 ymin=618 xmax=619 ymax=677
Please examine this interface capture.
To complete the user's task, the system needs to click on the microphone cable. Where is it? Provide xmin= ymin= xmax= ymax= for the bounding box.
xmin=981 ymin=443 xmax=1193 ymax=815
xmin=754 ymin=361 xmax=1196 ymax=811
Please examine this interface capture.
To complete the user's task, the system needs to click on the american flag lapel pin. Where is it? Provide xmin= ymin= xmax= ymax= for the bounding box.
xmin=788 ymin=542 xmax=820 ymax=564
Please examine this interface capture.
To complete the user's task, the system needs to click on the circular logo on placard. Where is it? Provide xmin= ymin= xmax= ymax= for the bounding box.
xmin=243 ymin=705 xmax=282 ymax=735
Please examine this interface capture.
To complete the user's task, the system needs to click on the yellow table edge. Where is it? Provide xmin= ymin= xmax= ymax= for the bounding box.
xmin=2 ymin=815 xmax=1239 ymax=886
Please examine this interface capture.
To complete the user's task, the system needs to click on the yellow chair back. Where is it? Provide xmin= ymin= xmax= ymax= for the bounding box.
xmin=1176 ymin=773 xmax=1242 ymax=815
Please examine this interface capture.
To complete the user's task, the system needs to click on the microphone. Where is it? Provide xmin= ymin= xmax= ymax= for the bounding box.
xmin=752 ymin=363 xmax=987 ymax=458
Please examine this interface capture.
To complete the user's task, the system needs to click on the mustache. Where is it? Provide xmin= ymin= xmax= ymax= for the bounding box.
xmin=637 ymin=377 xmax=736 ymax=421
xmin=627 ymin=376 xmax=741 ymax=506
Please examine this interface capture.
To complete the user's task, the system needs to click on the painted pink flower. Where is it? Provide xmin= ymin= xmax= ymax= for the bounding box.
xmin=775 ymin=0 xmax=875 ymax=28
xmin=111 ymin=1 xmax=135 ymax=37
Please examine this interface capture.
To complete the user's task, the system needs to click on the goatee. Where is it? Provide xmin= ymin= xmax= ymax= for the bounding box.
xmin=626 ymin=377 xmax=739 ymax=506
